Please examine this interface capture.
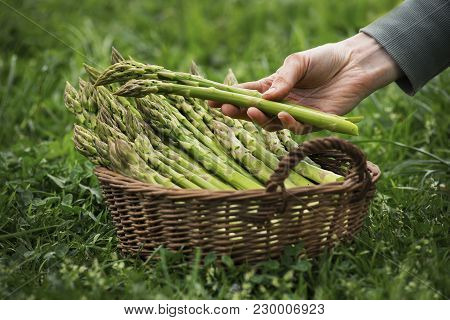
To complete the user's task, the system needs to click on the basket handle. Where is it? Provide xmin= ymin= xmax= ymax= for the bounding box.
xmin=266 ymin=137 xmax=371 ymax=193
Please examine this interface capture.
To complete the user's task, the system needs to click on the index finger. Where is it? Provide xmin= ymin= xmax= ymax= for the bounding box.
xmin=238 ymin=78 xmax=273 ymax=93
xmin=207 ymin=77 xmax=273 ymax=108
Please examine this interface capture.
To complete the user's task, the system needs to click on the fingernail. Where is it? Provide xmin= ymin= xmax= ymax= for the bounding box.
xmin=263 ymin=87 xmax=277 ymax=97
xmin=247 ymin=108 xmax=256 ymax=119
xmin=278 ymin=111 xmax=289 ymax=119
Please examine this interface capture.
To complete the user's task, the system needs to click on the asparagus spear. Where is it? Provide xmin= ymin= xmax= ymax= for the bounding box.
xmin=132 ymin=115 xmax=233 ymax=190
xmin=222 ymin=68 xmax=361 ymax=128
xmin=217 ymin=121 xmax=314 ymax=187
xmin=179 ymin=139 xmax=262 ymax=190
xmin=80 ymin=82 xmax=232 ymax=189
xmin=115 ymin=79 xmax=359 ymax=135
xmin=260 ymin=131 xmax=286 ymax=159
xmin=68 ymin=78 xmax=226 ymax=189
xmin=139 ymin=95 xmax=258 ymax=182
xmin=274 ymin=129 xmax=344 ymax=183
xmin=64 ymin=82 xmax=98 ymax=129
xmin=220 ymin=69 xmax=272 ymax=146
xmin=132 ymin=134 xmax=202 ymax=189
xmin=213 ymin=121 xmax=311 ymax=187
xmin=68 ymin=57 xmax=345 ymax=189
xmin=135 ymin=134 xmax=225 ymax=190
xmin=128 ymin=76 xmax=325 ymax=186
xmin=113 ymin=138 xmax=177 ymax=187
xmin=135 ymin=98 xmax=262 ymax=190
xmin=191 ymin=73 xmax=309 ymax=185
xmin=78 ymin=79 xmax=98 ymax=114
xmin=189 ymin=60 xmax=205 ymax=78
xmin=202 ymin=68 xmax=341 ymax=184
xmin=84 ymin=63 xmax=101 ymax=83
xmin=75 ymin=97 xmax=178 ymax=187
xmin=108 ymin=138 xmax=175 ymax=187
xmin=166 ymin=97 xmax=266 ymax=188
xmin=169 ymin=95 xmax=268 ymax=185
xmin=344 ymin=115 xmax=364 ymax=123
xmin=73 ymin=123 xmax=176 ymax=187
xmin=170 ymin=96 xmax=214 ymax=139
xmin=151 ymin=95 xmax=220 ymax=149
xmin=99 ymin=62 xmax=359 ymax=135
xmin=83 ymin=96 xmax=187 ymax=188
xmin=223 ymin=68 xmax=239 ymax=86
xmin=169 ymin=147 xmax=233 ymax=190
xmin=64 ymin=82 xmax=83 ymax=115
xmin=96 ymin=60 xmax=259 ymax=96
xmin=295 ymin=160 xmax=344 ymax=184
xmin=277 ymin=129 xmax=299 ymax=152
xmin=188 ymin=96 xmax=228 ymax=129
xmin=99 ymin=59 xmax=361 ymax=128
xmin=175 ymin=97 xmax=271 ymax=176
xmin=111 ymin=46 xmax=125 ymax=64
xmin=73 ymin=125 xmax=109 ymax=166
xmin=208 ymin=74 xmax=343 ymax=185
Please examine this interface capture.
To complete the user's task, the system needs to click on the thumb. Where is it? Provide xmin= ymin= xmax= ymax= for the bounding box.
xmin=263 ymin=53 xmax=308 ymax=101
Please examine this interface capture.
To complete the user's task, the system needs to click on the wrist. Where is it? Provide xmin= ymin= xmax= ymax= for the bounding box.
xmin=341 ymin=32 xmax=402 ymax=92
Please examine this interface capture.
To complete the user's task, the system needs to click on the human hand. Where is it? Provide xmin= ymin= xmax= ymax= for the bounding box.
xmin=209 ymin=33 xmax=401 ymax=134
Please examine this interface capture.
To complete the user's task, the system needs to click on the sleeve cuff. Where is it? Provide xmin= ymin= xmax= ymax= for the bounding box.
xmin=360 ymin=29 xmax=415 ymax=96
xmin=360 ymin=0 xmax=450 ymax=96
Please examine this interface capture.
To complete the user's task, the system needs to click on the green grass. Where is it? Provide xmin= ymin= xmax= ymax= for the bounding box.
xmin=0 ymin=0 xmax=448 ymax=299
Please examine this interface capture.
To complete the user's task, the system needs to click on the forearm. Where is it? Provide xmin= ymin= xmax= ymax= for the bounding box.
xmin=360 ymin=0 xmax=450 ymax=95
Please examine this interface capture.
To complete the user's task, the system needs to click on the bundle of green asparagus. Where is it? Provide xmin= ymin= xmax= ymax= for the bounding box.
xmin=64 ymin=48 xmax=345 ymax=190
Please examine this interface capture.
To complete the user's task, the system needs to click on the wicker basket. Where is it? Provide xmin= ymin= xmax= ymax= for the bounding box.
xmin=95 ymin=137 xmax=380 ymax=263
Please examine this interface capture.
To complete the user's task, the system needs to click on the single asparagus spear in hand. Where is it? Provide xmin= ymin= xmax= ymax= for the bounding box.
xmin=114 ymin=79 xmax=359 ymax=135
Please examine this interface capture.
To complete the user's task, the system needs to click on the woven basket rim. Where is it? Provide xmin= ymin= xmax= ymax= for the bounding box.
xmin=94 ymin=160 xmax=380 ymax=198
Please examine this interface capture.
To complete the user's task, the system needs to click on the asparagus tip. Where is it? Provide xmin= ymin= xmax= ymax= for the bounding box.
xmin=189 ymin=60 xmax=204 ymax=77
xmin=83 ymin=63 xmax=101 ymax=82
xmin=345 ymin=115 xmax=364 ymax=124
xmin=111 ymin=46 xmax=125 ymax=64
xmin=64 ymin=81 xmax=76 ymax=94
xmin=223 ymin=68 xmax=238 ymax=86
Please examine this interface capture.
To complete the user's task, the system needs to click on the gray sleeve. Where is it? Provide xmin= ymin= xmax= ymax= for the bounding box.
xmin=361 ymin=0 xmax=450 ymax=95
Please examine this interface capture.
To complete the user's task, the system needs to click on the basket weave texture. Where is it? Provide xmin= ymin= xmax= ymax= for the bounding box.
xmin=95 ymin=137 xmax=380 ymax=263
